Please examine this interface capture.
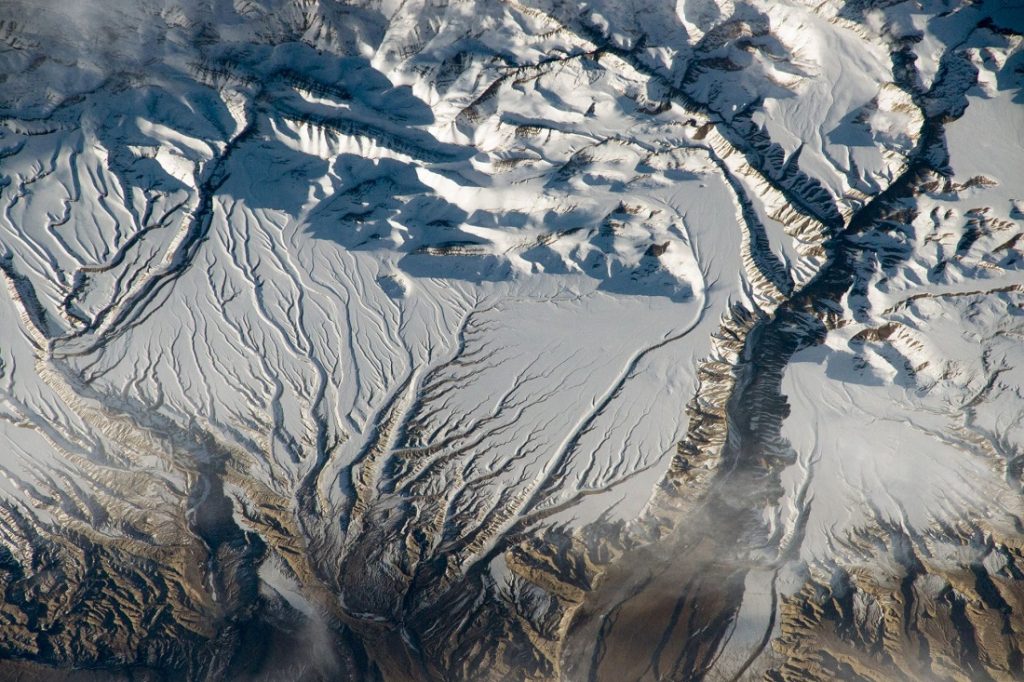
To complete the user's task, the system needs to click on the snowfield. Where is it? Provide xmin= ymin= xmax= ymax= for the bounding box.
xmin=0 ymin=0 xmax=1021 ymax=680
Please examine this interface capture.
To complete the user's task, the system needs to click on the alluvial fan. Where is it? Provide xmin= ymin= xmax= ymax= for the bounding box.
xmin=0 ymin=0 xmax=1022 ymax=679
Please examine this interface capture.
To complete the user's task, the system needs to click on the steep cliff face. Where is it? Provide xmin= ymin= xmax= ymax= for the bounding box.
xmin=0 ymin=0 xmax=1021 ymax=679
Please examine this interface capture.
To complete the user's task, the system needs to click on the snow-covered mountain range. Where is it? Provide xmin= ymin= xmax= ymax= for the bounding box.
xmin=0 ymin=0 xmax=1022 ymax=679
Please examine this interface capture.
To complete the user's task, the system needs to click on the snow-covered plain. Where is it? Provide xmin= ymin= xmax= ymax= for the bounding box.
xmin=0 ymin=0 xmax=1021 ymax=680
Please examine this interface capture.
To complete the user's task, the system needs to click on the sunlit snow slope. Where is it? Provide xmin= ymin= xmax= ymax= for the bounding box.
xmin=0 ymin=0 xmax=1021 ymax=680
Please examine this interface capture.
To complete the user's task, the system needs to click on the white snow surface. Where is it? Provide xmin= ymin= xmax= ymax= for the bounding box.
xmin=769 ymin=6 xmax=1024 ymax=591
xmin=0 ymin=0 xmax=1021 ymax=630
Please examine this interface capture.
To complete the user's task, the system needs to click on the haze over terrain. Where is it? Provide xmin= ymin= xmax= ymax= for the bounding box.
xmin=0 ymin=0 xmax=1022 ymax=679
